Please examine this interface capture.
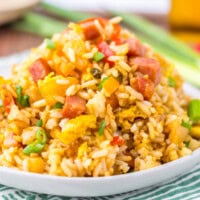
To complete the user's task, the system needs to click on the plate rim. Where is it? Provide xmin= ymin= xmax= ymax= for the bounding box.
xmin=0 ymin=148 xmax=200 ymax=196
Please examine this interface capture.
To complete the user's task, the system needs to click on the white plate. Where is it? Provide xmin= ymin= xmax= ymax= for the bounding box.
xmin=0 ymin=0 xmax=40 ymax=25
xmin=0 ymin=65 xmax=200 ymax=197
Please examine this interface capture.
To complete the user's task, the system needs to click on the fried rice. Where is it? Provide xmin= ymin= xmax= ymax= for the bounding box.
xmin=0 ymin=17 xmax=200 ymax=177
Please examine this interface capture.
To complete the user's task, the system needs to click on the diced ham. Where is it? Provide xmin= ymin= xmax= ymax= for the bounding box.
xmin=130 ymin=76 xmax=155 ymax=100
xmin=29 ymin=58 xmax=51 ymax=82
xmin=62 ymin=95 xmax=86 ymax=118
xmin=79 ymin=17 xmax=121 ymax=41
xmin=98 ymin=41 xmax=115 ymax=66
xmin=131 ymin=57 xmax=161 ymax=85
xmin=79 ymin=18 xmax=104 ymax=40
xmin=126 ymin=38 xmax=146 ymax=57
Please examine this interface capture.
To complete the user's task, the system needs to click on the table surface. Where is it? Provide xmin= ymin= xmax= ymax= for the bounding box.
xmin=0 ymin=4 xmax=168 ymax=56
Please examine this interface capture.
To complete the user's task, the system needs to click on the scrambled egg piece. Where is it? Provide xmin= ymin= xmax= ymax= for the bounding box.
xmin=78 ymin=142 xmax=88 ymax=158
xmin=58 ymin=115 xmax=96 ymax=144
xmin=38 ymin=73 xmax=78 ymax=106
xmin=116 ymin=106 xmax=147 ymax=131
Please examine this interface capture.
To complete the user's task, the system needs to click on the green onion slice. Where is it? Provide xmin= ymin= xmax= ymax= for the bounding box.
xmin=53 ymin=102 xmax=64 ymax=109
xmin=36 ymin=119 xmax=43 ymax=127
xmin=36 ymin=129 xmax=47 ymax=144
xmin=188 ymin=99 xmax=200 ymax=122
xmin=98 ymin=77 xmax=109 ymax=90
xmin=45 ymin=38 xmax=55 ymax=50
xmin=23 ymin=142 xmax=45 ymax=155
xmin=23 ymin=129 xmax=47 ymax=155
xmin=93 ymin=51 xmax=105 ymax=62
xmin=183 ymin=140 xmax=190 ymax=148
xmin=181 ymin=120 xmax=191 ymax=130
xmin=16 ymin=85 xmax=23 ymax=103
xmin=16 ymin=86 xmax=30 ymax=108
xmin=21 ymin=95 xmax=30 ymax=108
xmin=168 ymin=77 xmax=176 ymax=87
xmin=98 ymin=120 xmax=106 ymax=136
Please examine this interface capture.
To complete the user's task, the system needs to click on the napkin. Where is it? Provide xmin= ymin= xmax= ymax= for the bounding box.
xmin=0 ymin=52 xmax=200 ymax=200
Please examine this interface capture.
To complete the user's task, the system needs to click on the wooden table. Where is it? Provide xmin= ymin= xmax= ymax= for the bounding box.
xmin=0 ymin=4 xmax=168 ymax=56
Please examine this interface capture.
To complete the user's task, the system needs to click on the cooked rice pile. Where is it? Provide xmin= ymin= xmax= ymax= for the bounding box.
xmin=0 ymin=17 xmax=200 ymax=177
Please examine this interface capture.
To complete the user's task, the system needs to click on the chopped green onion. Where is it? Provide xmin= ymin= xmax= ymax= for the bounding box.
xmin=188 ymin=99 xmax=200 ymax=122
xmin=36 ymin=119 xmax=43 ymax=127
xmin=20 ymin=95 xmax=30 ymax=108
xmin=23 ymin=142 xmax=45 ymax=155
xmin=183 ymin=140 xmax=190 ymax=148
xmin=98 ymin=77 xmax=109 ymax=90
xmin=117 ymin=72 xmax=123 ymax=83
xmin=168 ymin=77 xmax=176 ymax=87
xmin=23 ymin=129 xmax=47 ymax=155
xmin=36 ymin=129 xmax=47 ymax=144
xmin=16 ymin=86 xmax=30 ymax=108
xmin=16 ymin=85 xmax=23 ymax=103
xmin=45 ymin=38 xmax=55 ymax=50
xmin=90 ymin=68 xmax=101 ymax=79
xmin=98 ymin=120 xmax=106 ymax=136
xmin=93 ymin=51 xmax=105 ymax=62
xmin=0 ymin=99 xmax=3 ymax=107
xmin=181 ymin=120 xmax=191 ymax=130
xmin=53 ymin=102 xmax=64 ymax=109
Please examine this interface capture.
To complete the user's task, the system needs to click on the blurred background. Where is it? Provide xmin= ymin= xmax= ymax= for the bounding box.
xmin=0 ymin=0 xmax=200 ymax=87
xmin=0 ymin=0 xmax=200 ymax=55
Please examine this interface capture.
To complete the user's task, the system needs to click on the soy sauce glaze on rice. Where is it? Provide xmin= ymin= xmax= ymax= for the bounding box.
xmin=0 ymin=17 xmax=200 ymax=177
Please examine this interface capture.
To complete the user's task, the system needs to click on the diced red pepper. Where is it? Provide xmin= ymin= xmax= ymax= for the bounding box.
xmin=130 ymin=76 xmax=155 ymax=100
xmin=62 ymin=95 xmax=86 ymax=118
xmin=193 ymin=43 xmax=200 ymax=53
xmin=126 ymin=38 xmax=146 ymax=57
xmin=29 ymin=58 xmax=51 ymax=83
xmin=131 ymin=57 xmax=161 ymax=85
xmin=98 ymin=41 xmax=115 ymax=66
xmin=0 ymin=88 xmax=14 ymax=113
xmin=110 ymin=135 xmax=124 ymax=146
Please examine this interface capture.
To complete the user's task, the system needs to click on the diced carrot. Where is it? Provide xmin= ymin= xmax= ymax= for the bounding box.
xmin=103 ymin=77 xmax=119 ymax=96
xmin=25 ymin=157 xmax=45 ymax=173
